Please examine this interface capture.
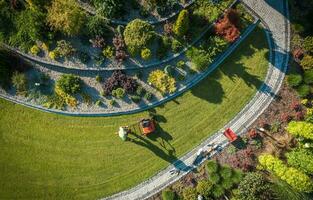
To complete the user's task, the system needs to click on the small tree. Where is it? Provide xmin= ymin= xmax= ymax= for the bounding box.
xmin=174 ymin=9 xmax=190 ymax=37
xmin=47 ymin=0 xmax=86 ymax=36
xmin=123 ymin=19 xmax=155 ymax=55
xmin=236 ymin=172 xmax=274 ymax=200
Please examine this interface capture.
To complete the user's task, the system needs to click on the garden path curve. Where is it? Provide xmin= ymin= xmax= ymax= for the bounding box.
xmin=101 ymin=0 xmax=290 ymax=199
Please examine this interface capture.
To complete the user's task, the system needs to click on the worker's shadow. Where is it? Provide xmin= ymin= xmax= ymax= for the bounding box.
xmin=128 ymin=132 xmax=190 ymax=171
xmin=147 ymin=109 xmax=175 ymax=154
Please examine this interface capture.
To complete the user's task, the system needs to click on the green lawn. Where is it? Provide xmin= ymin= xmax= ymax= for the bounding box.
xmin=0 ymin=28 xmax=269 ymax=200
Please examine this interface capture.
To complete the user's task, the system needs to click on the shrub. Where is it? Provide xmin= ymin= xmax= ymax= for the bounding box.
xmin=211 ymin=185 xmax=225 ymax=198
xmin=54 ymin=40 xmax=75 ymax=58
xmin=301 ymin=55 xmax=313 ymax=70
xmin=215 ymin=9 xmax=240 ymax=42
xmin=287 ymin=74 xmax=302 ymax=87
xmin=136 ymin=86 xmax=144 ymax=96
xmin=171 ymin=39 xmax=183 ymax=53
xmin=144 ymin=92 xmax=152 ymax=100
xmin=286 ymin=121 xmax=313 ymax=140
xmin=96 ymin=75 xmax=102 ymax=83
xmin=30 ymin=45 xmax=40 ymax=55
xmin=47 ymin=0 xmax=86 ymax=36
xmin=108 ymin=99 xmax=116 ymax=107
xmin=296 ymin=84 xmax=310 ymax=97
xmin=177 ymin=60 xmax=185 ymax=69
xmin=103 ymin=46 xmax=114 ymax=58
xmin=186 ymin=47 xmax=210 ymax=72
xmin=258 ymin=154 xmax=313 ymax=193
xmin=112 ymin=88 xmax=125 ymax=99
xmin=303 ymin=36 xmax=313 ymax=55
xmin=124 ymin=19 xmax=155 ymax=55
xmin=182 ymin=187 xmax=197 ymax=200
xmin=94 ymin=0 xmax=124 ymax=18
xmin=161 ymin=189 xmax=176 ymax=200
xmin=12 ymin=71 xmax=27 ymax=94
xmin=49 ymin=51 xmax=58 ymax=60
xmin=286 ymin=148 xmax=313 ymax=175
xmin=206 ymin=160 xmax=219 ymax=174
xmin=141 ymin=48 xmax=152 ymax=60
xmin=95 ymin=99 xmax=103 ymax=107
xmin=87 ymin=15 xmax=111 ymax=38
xmin=148 ymin=70 xmax=176 ymax=94
xmin=220 ymin=166 xmax=232 ymax=179
xmin=220 ymin=178 xmax=233 ymax=190
xmin=103 ymin=71 xmax=138 ymax=95
xmin=209 ymin=173 xmax=220 ymax=184
xmin=236 ymin=172 xmax=274 ymax=200
xmin=9 ymin=8 xmax=45 ymax=51
xmin=55 ymin=74 xmax=82 ymax=95
xmin=174 ymin=9 xmax=190 ymax=37
xmin=130 ymin=95 xmax=141 ymax=103
xmin=196 ymin=180 xmax=213 ymax=198
xmin=90 ymin=36 xmax=106 ymax=48
xmin=304 ymin=69 xmax=313 ymax=84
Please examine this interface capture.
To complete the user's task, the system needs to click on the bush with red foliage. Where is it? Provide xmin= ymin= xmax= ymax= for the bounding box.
xmin=90 ymin=36 xmax=105 ymax=48
xmin=103 ymin=71 xmax=138 ymax=95
xmin=215 ymin=9 xmax=240 ymax=42
xmin=248 ymin=129 xmax=258 ymax=139
xmin=280 ymin=113 xmax=293 ymax=123
xmin=163 ymin=21 xmax=173 ymax=36
xmin=113 ymin=35 xmax=127 ymax=64
xmin=290 ymin=101 xmax=302 ymax=112
xmin=293 ymin=48 xmax=304 ymax=60
xmin=295 ymin=111 xmax=305 ymax=121
xmin=228 ymin=147 xmax=255 ymax=172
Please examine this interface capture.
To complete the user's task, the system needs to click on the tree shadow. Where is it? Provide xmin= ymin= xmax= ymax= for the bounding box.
xmin=191 ymin=75 xmax=225 ymax=104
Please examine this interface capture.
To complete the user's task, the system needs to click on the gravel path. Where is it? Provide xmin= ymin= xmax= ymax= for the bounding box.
xmin=100 ymin=0 xmax=290 ymax=199
xmin=77 ymin=0 xmax=195 ymax=26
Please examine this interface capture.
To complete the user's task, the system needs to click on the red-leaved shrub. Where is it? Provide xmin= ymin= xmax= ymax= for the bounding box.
xmin=215 ymin=9 xmax=240 ymax=42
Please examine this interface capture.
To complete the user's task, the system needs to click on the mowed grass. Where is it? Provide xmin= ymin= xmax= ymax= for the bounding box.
xmin=0 ymin=28 xmax=269 ymax=200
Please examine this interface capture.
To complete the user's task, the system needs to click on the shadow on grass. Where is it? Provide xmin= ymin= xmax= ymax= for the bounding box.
xmin=191 ymin=26 xmax=270 ymax=104
xmin=128 ymin=109 xmax=191 ymax=171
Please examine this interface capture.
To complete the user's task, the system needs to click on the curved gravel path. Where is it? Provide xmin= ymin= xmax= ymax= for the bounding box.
xmin=100 ymin=0 xmax=290 ymax=199
xmin=77 ymin=0 xmax=195 ymax=26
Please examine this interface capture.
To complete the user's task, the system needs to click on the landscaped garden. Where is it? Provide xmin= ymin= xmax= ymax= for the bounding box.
xmin=0 ymin=25 xmax=269 ymax=199
xmin=0 ymin=0 xmax=257 ymax=115
xmin=4 ymin=0 xmax=313 ymax=200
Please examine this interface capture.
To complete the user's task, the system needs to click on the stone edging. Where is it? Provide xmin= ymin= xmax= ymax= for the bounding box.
xmin=0 ymin=20 xmax=260 ymax=117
